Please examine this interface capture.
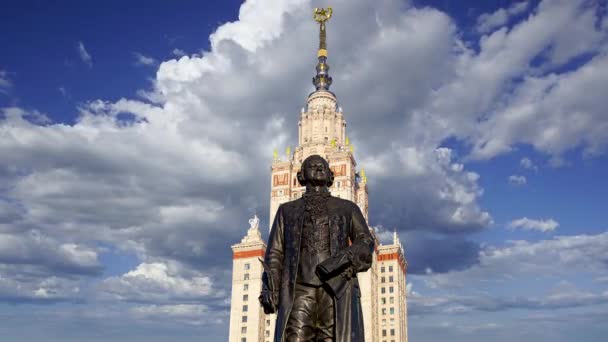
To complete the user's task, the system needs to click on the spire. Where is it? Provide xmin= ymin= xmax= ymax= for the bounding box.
xmin=312 ymin=7 xmax=333 ymax=91
xmin=393 ymin=229 xmax=405 ymax=256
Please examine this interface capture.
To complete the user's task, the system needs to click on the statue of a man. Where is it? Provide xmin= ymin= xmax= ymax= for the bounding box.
xmin=259 ymin=154 xmax=374 ymax=342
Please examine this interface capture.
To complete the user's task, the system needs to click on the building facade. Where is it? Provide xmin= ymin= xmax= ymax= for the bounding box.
xmin=228 ymin=8 xmax=408 ymax=342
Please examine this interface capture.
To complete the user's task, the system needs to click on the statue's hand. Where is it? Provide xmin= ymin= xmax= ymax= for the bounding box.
xmin=340 ymin=265 xmax=355 ymax=280
xmin=259 ymin=290 xmax=278 ymax=314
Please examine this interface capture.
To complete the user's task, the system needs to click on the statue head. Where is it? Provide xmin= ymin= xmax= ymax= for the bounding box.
xmin=297 ymin=154 xmax=334 ymax=188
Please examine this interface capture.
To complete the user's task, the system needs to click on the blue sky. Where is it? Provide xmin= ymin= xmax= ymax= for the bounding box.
xmin=1 ymin=0 xmax=608 ymax=341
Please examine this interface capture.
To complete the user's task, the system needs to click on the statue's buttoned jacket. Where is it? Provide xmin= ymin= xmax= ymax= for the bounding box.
xmin=262 ymin=196 xmax=375 ymax=342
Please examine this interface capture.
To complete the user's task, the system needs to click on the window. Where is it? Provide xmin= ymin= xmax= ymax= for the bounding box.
xmin=381 ymin=298 xmax=386 ymax=305
xmin=390 ymin=307 xmax=394 ymax=315
xmin=244 ymin=263 xmax=250 ymax=270
xmin=381 ymin=266 xmax=385 ymax=273
xmin=390 ymin=329 xmax=395 ymax=336
xmin=389 ymin=297 xmax=394 ymax=304
xmin=243 ymin=305 xmax=248 ymax=312
xmin=389 ymin=286 xmax=394 ymax=293
xmin=389 ymin=265 xmax=393 ymax=272
xmin=244 ymin=273 xmax=249 ymax=280
xmin=382 ymin=319 xmax=386 ymax=326
xmin=242 ymin=316 xmax=247 ymax=323
xmin=382 ymin=329 xmax=387 ymax=337
xmin=241 ymin=327 xmax=247 ymax=334
xmin=243 ymin=284 xmax=248 ymax=291
xmin=382 ymin=308 xmax=386 ymax=315
xmin=266 ymin=319 xmax=270 ymax=326
xmin=389 ymin=276 xmax=394 ymax=282
xmin=241 ymin=338 xmax=246 ymax=342
xmin=381 ymin=277 xmax=385 ymax=283
xmin=381 ymin=287 xmax=386 ymax=294
xmin=265 ymin=331 xmax=270 ymax=337
xmin=243 ymin=294 xmax=248 ymax=301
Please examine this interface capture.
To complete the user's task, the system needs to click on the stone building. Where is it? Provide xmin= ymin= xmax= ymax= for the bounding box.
xmin=228 ymin=8 xmax=408 ymax=342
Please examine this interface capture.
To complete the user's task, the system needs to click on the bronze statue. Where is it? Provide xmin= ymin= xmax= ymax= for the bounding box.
xmin=259 ymin=154 xmax=375 ymax=341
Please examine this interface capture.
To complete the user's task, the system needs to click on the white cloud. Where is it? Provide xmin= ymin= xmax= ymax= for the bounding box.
xmin=0 ymin=6 xmax=606 ymax=340
xmin=0 ymin=272 xmax=82 ymax=302
xmin=508 ymin=174 xmax=527 ymax=186
xmin=409 ymin=284 xmax=608 ymax=316
xmin=77 ymin=41 xmax=92 ymax=67
xmin=520 ymin=157 xmax=537 ymax=170
xmin=419 ymin=0 xmax=608 ymax=161
xmin=0 ymin=231 xmax=101 ymax=274
xmin=470 ymin=1 xmax=608 ymax=159
xmin=98 ymin=262 xmax=222 ymax=303
xmin=172 ymin=48 xmax=186 ymax=57
xmin=424 ymin=231 xmax=607 ymax=289
xmin=134 ymin=52 xmax=157 ymax=66
xmin=508 ymin=217 xmax=559 ymax=232
xmin=130 ymin=304 xmax=223 ymax=325
xmin=477 ymin=1 xmax=529 ymax=34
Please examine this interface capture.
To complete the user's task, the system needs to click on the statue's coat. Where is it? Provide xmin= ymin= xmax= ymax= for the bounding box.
xmin=262 ymin=196 xmax=375 ymax=342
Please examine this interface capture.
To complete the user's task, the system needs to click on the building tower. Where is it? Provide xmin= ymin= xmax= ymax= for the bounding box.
xmin=228 ymin=215 xmax=269 ymax=342
xmin=229 ymin=7 xmax=407 ymax=342
xmin=376 ymin=233 xmax=409 ymax=342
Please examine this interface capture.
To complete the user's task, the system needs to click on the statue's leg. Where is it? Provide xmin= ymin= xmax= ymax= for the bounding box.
xmin=315 ymin=285 xmax=334 ymax=342
xmin=285 ymin=283 xmax=318 ymax=342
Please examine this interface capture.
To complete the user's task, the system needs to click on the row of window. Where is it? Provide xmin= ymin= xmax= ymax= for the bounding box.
xmin=380 ymin=286 xmax=394 ymax=294
xmin=380 ymin=276 xmax=394 ymax=283
xmin=380 ymin=297 xmax=395 ymax=305
xmin=381 ymin=307 xmax=395 ymax=315
xmin=382 ymin=328 xmax=396 ymax=337
xmin=381 ymin=318 xmax=396 ymax=326
xmin=240 ymin=320 xmax=272 ymax=341
xmin=380 ymin=265 xmax=394 ymax=273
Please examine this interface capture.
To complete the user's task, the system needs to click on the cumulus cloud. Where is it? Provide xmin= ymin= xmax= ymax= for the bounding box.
xmin=409 ymin=285 xmax=608 ymax=316
xmin=508 ymin=174 xmax=527 ymax=186
xmin=134 ymin=52 xmax=157 ymax=66
xmin=77 ymin=41 xmax=92 ymax=67
xmin=98 ymin=261 xmax=223 ymax=303
xmin=0 ymin=273 xmax=83 ymax=302
xmin=172 ymin=48 xmax=186 ymax=57
xmin=0 ymin=226 xmax=101 ymax=302
xmin=508 ymin=217 xmax=559 ymax=232
xmin=130 ymin=304 xmax=223 ymax=325
xmin=419 ymin=0 xmax=608 ymax=161
xmin=520 ymin=157 xmax=537 ymax=171
xmin=424 ymin=232 xmax=607 ymax=289
xmin=476 ymin=1 xmax=529 ymax=34
xmin=0 ymin=231 xmax=101 ymax=275
xmin=0 ymin=4 xmax=606 ymax=341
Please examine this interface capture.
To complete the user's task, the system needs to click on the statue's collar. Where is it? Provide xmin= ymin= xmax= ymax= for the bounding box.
xmin=303 ymin=190 xmax=331 ymax=199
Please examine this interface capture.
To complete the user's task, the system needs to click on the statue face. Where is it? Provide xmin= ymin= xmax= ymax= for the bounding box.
xmin=303 ymin=156 xmax=330 ymax=186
